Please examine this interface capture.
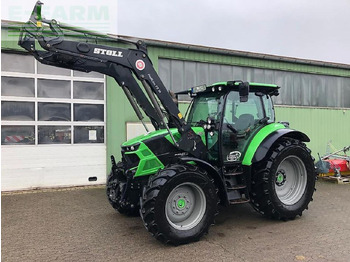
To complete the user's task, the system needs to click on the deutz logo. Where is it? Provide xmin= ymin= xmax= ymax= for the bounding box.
xmin=93 ymin=48 xmax=123 ymax=57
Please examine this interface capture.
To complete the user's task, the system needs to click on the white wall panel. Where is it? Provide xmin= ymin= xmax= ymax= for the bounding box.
xmin=126 ymin=122 xmax=155 ymax=141
xmin=1 ymin=145 xmax=106 ymax=191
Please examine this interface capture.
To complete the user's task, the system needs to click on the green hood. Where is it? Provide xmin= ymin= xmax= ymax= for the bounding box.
xmin=122 ymin=127 xmax=206 ymax=147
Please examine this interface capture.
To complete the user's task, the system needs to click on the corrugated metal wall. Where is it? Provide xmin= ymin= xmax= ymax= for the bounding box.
xmin=275 ymin=106 xmax=350 ymax=157
xmin=158 ymin=59 xmax=350 ymax=108
xmin=151 ymin=47 xmax=350 ymax=77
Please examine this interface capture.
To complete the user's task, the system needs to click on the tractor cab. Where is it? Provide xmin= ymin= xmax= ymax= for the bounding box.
xmin=186 ymin=81 xmax=279 ymax=165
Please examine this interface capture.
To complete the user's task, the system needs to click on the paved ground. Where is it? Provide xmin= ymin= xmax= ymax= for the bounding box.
xmin=2 ymin=181 xmax=350 ymax=262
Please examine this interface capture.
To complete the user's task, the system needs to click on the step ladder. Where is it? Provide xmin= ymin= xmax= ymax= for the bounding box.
xmin=223 ymin=164 xmax=250 ymax=205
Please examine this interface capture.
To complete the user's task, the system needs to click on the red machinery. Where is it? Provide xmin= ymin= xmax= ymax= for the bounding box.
xmin=316 ymin=146 xmax=350 ymax=177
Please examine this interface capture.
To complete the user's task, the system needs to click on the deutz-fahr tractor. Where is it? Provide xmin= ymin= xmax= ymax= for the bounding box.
xmin=19 ymin=1 xmax=316 ymax=245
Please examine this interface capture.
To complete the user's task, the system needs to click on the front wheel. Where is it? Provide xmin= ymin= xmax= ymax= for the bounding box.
xmin=106 ymin=170 xmax=139 ymax=216
xmin=140 ymin=164 xmax=218 ymax=245
xmin=250 ymin=138 xmax=316 ymax=220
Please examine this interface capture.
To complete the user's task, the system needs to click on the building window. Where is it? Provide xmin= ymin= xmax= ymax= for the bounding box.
xmin=74 ymin=104 xmax=104 ymax=122
xmin=38 ymin=102 xmax=71 ymax=121
xmin=1 ymin=53 xmax=106 ymax=145
xmin=1 ymin=76 xmax=35 ymax=97
xmin=74 ymin=126 xmax=104 ymax=144
xmin=73 ymin=81 xmax=104 ymax=100
xmin=37 ymin=79 xmax=71 ymax=98
xmin=1 ymin=126 xmax=35 ymax=145
xmin=38 ymin=126 xmax=71 ymax=144
xmin=1 ymin=101 xmax=35 ymax=121
xmin=1 ymin=53 xmax=34 ymax=73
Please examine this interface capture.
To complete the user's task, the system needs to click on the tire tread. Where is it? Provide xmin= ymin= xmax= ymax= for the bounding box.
xmin=250 ymin=138 xmax=316 ymax=220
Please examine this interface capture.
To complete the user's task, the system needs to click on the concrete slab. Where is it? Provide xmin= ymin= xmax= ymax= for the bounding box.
xmin=2 ymin=181 xmax=350 ymax=262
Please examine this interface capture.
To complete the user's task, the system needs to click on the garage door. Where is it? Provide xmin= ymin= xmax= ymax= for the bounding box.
xmin=1 ymin=53 xmax=106 ymax=191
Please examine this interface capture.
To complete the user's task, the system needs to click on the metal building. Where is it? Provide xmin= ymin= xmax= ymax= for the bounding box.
xmin=1 ymin=21 xmax=350 ymax=191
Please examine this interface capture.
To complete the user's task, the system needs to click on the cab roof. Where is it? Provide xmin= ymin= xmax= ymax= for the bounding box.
xmin=177 ymin=81 xmax=280 ymax=96
xmin=211 ymin=81 xmax=279 ymax=89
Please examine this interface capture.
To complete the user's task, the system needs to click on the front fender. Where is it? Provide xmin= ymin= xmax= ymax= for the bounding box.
xmin=242 ymin=123 xmax=285 ymax=165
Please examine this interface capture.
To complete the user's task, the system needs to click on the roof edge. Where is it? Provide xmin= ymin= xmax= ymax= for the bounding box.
xmin=116 ymin=35 xmax=350 ymax=70
xmin=2 ymin=20 xmax=350 ymax=70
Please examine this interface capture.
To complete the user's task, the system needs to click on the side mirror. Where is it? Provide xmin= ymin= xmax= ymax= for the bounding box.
xmin=239 ymin=82 xmax=249 ymax=102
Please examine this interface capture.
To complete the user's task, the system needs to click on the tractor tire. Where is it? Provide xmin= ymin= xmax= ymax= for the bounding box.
xmin=250 ymin=138 xmax=316 ymax=220
xmin=106 ymin=171 xmax=139 ymax=216
xmin=140 ymin=164 xmax=218 ymax=245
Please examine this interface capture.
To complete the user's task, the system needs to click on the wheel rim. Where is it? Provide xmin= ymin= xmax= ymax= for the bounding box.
xmin=165 ymin=182 xmax=206 ymax=231
xmin=274 ymin=156 xmax=307 ymax=205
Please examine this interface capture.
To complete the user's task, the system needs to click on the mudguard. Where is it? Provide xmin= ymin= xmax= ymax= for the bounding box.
xmin=252 ymin=129 xmax=310 ymax=163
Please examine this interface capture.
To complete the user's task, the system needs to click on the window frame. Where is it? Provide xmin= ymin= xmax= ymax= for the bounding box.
xmin=1 ymin=53 xmax=106 ymax=146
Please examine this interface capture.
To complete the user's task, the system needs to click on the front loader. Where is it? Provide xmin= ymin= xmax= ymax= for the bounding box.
xmin=19 ymin=1 xmax=316 ymax=245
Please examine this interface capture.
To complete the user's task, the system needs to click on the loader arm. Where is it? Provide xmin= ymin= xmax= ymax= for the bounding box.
xmin=18 ymin=1 xmax=207 ymax=159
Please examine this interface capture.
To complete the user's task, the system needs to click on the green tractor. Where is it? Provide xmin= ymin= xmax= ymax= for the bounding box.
xmin=20 ymin=1 xmax=316 ymax=246
xmin=107 ymin=82 xmax=316 ymax=245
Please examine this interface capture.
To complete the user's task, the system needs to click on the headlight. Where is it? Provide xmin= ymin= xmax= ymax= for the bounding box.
xmin=123 ymin=143 xmax=140 ymax=152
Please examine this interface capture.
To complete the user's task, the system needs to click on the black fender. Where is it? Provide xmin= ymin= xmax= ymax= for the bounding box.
xmin=180 ymin=157 xmax=228 ymax=206
xmin=252 ymin=129 xmax=310 ymax=163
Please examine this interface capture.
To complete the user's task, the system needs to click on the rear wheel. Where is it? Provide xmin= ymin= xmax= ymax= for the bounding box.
xmin=140 ymin=164 xmax=218 ymax=245
xmin=250 ymin=138 xmax=316 ymax=220
xmin=275 ymin=155 xmax=308 ymax=205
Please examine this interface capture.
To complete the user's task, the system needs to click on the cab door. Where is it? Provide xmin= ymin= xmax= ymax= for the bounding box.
xmin=221 ymin=91 xmax=265 ymax=163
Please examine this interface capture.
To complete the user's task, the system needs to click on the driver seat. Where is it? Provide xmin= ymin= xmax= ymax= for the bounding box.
xmin=235 ymin=114 xmax=254 ymax=131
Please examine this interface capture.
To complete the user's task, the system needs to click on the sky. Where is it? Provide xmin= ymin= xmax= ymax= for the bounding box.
xmin=2 ymin=0 xmax=350 ymax=64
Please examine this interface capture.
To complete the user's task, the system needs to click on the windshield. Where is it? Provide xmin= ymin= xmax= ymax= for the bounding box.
xmin=187 ymin=93 xmax=224 ymax=125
